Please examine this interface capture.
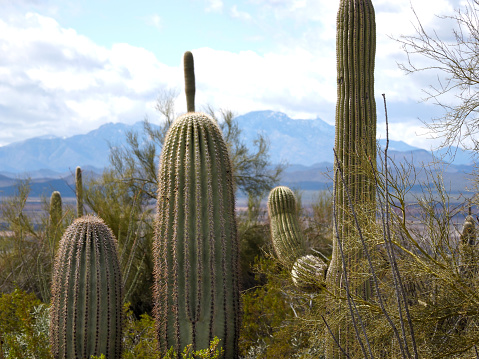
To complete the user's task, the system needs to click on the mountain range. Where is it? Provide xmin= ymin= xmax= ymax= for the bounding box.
xmin=0 ymin=110 xmax=476 ymax=198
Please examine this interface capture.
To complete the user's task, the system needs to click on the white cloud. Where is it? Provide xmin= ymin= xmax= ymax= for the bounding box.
xmin=190 ymin=46 xmax=336 ymax=122
xmin=230 ymin=5 xmax=252 ymax=21
xmin=0 ymin=12 xmax=181 ymax=146
xmin=146 ymin=14 xmax=163 ymax=31
xmin=205 ymin=0 xmax=223 ymax=12
xmin=0 ymin=0 xmax=468 ymax=153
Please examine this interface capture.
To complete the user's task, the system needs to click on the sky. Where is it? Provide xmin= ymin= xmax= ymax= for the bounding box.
xmin=0 ymin=0 xmax=467 ymax=150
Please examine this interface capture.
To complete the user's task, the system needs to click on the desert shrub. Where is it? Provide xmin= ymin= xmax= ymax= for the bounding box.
xmin=240 ymin=256 xmax=321 ymax=358
xmin=0 ymin=289 xmax=53 ymax=359
xmin=0 ymin=181 xmax=74 ymax=302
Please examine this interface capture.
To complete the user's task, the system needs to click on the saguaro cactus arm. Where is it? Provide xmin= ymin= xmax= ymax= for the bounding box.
xmin=76 ymin=166 xmax=84 ymax=218
xmin=184 ymin=51 xmax=196 ymax=113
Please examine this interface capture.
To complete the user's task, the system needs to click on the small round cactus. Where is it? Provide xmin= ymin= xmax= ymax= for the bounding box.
xmin=291 ymin=254 xmax=328 ymax=292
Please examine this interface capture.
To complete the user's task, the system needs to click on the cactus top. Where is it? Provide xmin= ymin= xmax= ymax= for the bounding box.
xmin=267 ymin=186 xmax=298 ymax=217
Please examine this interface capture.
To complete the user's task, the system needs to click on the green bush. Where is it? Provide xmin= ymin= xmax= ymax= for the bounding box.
xmin=0 ymin=289 xmax=53 ymax=359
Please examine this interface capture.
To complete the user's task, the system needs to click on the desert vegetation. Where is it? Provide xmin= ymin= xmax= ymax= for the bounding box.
xmin=2 ymin=0 xmax=479 ymax=358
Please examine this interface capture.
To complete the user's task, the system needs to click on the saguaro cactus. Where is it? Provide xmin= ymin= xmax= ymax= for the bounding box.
xmin=153 ymin=51 xmax=240 ymax=358
xmin=76 ymin=166 xmax=84 ymax=217
xmin=325 ymin=0 xmax=377 ymax=357
xmin=50 ymin=215 xmax=123 ymax=359
xmin=50 ymin=191 xmax=62 ymax=227
xmin=267 ymin=186 xmax=306 ymax=267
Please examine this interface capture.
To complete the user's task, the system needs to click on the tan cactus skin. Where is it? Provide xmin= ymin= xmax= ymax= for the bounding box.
xmin=50 ymin=215 xmax=123 ymax=359
xmin=267 ymin=186 xmax=306 ymax=268
xmin=76 ymin=166 xmax=84 ymax=218
xmin=325 ymin=0 xmax=377 ymax=357
xmin=153 ymin=112 xmax=241 ymax=358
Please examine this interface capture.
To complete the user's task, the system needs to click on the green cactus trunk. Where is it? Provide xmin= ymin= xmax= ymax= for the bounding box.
xmin=49 ymin=191 xmax=63 ymax=247
xmin=325 ymin=0 xmax=377 ymax=357
xmin=50 ymin=191 xmax=62 ymax=227
xmin=267 ymin=186 xmax=306 ymax=268
xmin=76 ymin=166 xmax=84 ymax=217
xmin=50 ymin=215 xmax=123 ymax=359
xmin=153 ymin=51 xmax=240 ymax=358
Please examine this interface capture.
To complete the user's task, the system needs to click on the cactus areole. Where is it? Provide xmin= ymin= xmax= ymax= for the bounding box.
xmin=50 ymin=215 xmax=123 ymax=359
xmin=153 ymin=51 xmax=240 ymax=358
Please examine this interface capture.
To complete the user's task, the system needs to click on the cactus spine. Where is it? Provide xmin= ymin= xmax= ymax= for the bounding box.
xmin=76 ymin=166 xmax=84 ymax=217
xmin=50 ymin=215 xmax=123 ymax=359
xmin=267 ymin=186 xmax=306 ymax=267
xmin=153 ymin=51 xmax=240 ymax=358
xmin=326 ymin=0 xmax=377 ymax=357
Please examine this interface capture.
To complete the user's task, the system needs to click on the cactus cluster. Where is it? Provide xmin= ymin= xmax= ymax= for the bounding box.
xmin=153 ymin=51 xmax=240 ymax=358
xmin=267 ymin=186 xmax=327 ymax=291
xmin=50 ymin=215 xmax=123 ymax=359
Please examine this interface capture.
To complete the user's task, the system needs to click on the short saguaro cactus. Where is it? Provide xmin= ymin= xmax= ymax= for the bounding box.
xmin=49 ymin=215 xmax=123 ymax=359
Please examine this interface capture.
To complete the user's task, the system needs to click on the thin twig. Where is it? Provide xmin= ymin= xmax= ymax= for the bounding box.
xmin=382 ymin=93 xmax=419 ymax=358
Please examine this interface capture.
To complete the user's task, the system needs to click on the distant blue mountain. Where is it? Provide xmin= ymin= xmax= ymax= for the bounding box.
xmin=0 ymin=122 xmax=145 ymax=174
xmin=0 ymin=110 xmax=475 ymax=175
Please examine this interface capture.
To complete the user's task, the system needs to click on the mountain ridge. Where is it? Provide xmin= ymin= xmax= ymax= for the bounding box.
xmin=0 ymin=110 xmax=475 ymax=175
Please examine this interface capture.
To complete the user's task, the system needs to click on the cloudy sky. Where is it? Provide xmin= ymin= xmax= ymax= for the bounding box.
xmin=0 ymin=0 xmax=465 ymax=150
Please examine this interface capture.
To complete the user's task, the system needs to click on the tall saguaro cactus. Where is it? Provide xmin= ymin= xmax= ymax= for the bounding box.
xmin=50 ymin=215 xmax=123 ymax=359
xmin=153 ymin=51 xmax=240 ymax=358
xmin=326 ymin=0 xmax=377 ymax=357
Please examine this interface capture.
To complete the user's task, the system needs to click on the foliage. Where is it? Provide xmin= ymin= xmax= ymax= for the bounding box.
xmin=237 ymin=193 xmax=272 ymax=289
xmin=84 ymin=169 xmax=155 ymax=315
xmin=0 ymin=289 xmax=53 ymax=359
xmin=120 ymin=303 xmax=159 ymax=359
xmin=0 ymin=181 xmax=74 ymax=302
xmin=240 ymin=256 xmax=321 ymax=358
